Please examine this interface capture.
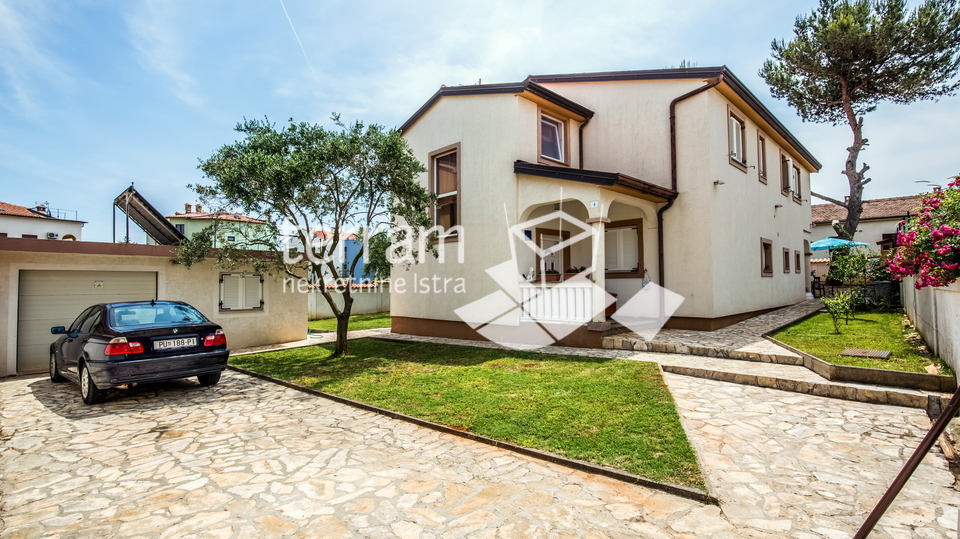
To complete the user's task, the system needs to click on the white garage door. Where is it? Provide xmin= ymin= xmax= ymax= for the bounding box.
xmin=17 ymin=270 xmax=157 ymax=373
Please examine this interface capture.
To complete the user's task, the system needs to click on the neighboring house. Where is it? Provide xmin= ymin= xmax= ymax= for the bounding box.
xmin=0 ymin=236 xmax=306 ymax=377
xmin=311 ymin=231 xmax=374 ymax=283
xmin=392 ymin=66 xmax=821 ymax=347
xmin=145 ymin=203 xmax=273 ymax=250
xmin=0 ymin=201 xmax=85 ymax=241
xmin=809 ymin=195 xmax=920 ymax=276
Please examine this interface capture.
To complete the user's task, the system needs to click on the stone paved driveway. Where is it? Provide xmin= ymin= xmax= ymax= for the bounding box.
xmin=2 ymin=367 xmax=957 ymax=538
xmin=1 ymin=372 xmax=725 ymax=539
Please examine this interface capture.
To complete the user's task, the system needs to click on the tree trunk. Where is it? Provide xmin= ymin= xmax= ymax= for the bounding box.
xmin=840 ymin=81 xmax=870 ymax=240
xmin=335 ymin=312 xmax=350 ymax=356
xmin=333 ymin=293 xmax=355 ymax=356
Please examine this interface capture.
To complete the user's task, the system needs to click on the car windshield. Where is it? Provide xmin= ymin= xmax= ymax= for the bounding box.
xmin=108 ymin=304 xmax=207 ymax=328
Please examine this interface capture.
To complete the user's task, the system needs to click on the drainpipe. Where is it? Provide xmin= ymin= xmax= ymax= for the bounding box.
xmin=658 ymin=74 xmax=724 ymax=287
xmin=578 ymin=117 xmax=590 ymax=170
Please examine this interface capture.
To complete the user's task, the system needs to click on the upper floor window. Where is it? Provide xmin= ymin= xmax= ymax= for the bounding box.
xmin=757 ymin=134 xmax=767 ymax=183
xmin=728 ymin=109 xmax=747 ymax=172
xmin=780 ymin=153 xmax=791 ymax=195
xmin=429 ymin=143 xmax=461 ymax=237
xmin=175 ymin=224 xmax=185 ymax=233
xmin=540 ymin=113 xmax=565 ymax=164
xmin=791 ymin=165 xmax=801 ymax=201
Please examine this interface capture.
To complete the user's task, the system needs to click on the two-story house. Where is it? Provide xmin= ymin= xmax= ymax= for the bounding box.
xmin=391 ymin=66 xmax=821 ymax=348
xmin=146 ymin=203 xmax=273 ymax=250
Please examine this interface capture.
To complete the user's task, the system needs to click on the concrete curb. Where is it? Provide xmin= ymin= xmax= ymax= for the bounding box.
xmin=226 ymin=364 xmax=717 ymax=505
xmin=660 ymin=365 xmax=943 ymax=410
xmin=763 ymin=334 xmax=955 ymax=394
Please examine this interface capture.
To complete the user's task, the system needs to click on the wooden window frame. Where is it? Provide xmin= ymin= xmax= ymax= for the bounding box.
xmin=428 ymin=142 xmax=462 ymax=243
xmin=535 ymin=228 xmax=572 ymax=279
xmin=779 ymin=151 xmax=791 ymax=196
xmin=761 ymin=238 xmax=773 ymax=277
xmin=728 ymin=106 xmax=747 ymax=173
xmin=538 ymin=107 xmax=571 ymax=167
xmin=757 ymin=133 xmax=767 ymax=184
xmin=794 ymin=250 xmax=802 ymax=274
xmin=792 ymin=164 xmax=803 ymax=205
xmin=605 ymin=219 xmax=644 ymax=279
xmin=783 ymin=248 xmax=791 ymax=274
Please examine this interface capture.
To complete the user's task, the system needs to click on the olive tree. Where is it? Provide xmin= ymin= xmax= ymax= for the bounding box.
xmin=177 ymin=116 xmax=431 ymax=355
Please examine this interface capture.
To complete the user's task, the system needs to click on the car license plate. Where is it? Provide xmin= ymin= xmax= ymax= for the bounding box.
xmin=155 ymin=337 xmax=197 ymax=350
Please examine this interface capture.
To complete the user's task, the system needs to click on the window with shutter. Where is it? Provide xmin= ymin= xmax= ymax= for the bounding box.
xmin=220 ymin=273 xmax=263 ymax=311
xmin=605 ymin=224 xmax=640 ymax=274
xmin=728 ymin=109 xmax=746 ymax=171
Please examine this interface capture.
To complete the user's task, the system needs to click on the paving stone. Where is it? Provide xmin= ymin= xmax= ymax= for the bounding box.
xmin=5 ymin=320 xmax=959 ymax=538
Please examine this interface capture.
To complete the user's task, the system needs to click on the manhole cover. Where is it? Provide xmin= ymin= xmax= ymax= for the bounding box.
xmin=840 ymin=348 xmax=891 ymax=359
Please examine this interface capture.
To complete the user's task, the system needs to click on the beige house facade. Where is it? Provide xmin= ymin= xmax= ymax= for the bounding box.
xmin=392 ymin=66 xmax=820 ymax=347
xmin=1 ymin=237 xmax=306 ymax=377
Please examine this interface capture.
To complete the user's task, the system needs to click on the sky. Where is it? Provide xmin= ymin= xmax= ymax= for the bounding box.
xmin=2 ymin=0 xmax=958 ymax=243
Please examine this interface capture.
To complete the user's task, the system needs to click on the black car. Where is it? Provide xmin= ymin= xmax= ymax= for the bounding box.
xmin=50 ymin=301 xmax=229 ymax=404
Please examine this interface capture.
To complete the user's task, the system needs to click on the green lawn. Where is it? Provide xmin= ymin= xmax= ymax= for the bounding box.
xmin=308 ymin=312 xmax=392 ymax=332
xmin=771 ymin=311 xmax=950 ymax=374
xmin=231 ymin=338 xmax=705 ymax=489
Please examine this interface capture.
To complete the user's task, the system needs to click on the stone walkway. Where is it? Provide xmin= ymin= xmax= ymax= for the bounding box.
xmin=3 ymin=364 xmax=957 ymax=537
xmin=0 ymin=372 xmax=730 ymax=539
xmin=665 ymin=374 xmax=958 ymax=538
xmin=603 ymin=300 xmax=825 ymax=363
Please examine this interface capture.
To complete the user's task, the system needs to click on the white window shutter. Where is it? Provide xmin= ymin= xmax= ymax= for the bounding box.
xmin=243 ymin=275 xmax=262 ymax=310
xmin=622 ymin=227 xmax=639 ymax=271
xmin=604 ymin=229 xmax=619 ymax=270
xmin=221 ymin=275 xmax=242 ymax=310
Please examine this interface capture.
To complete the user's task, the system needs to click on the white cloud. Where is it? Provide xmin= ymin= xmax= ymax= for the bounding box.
xmin=0 ymin=0 xmax=73 ymax=112
xmin=125 ymin=0 xmax=204 ymax=108
xmin=300 ymin=0 xmax=714 ymax=124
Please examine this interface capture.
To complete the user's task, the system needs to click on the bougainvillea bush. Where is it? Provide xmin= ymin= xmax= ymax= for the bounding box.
xmin=889 ymin=175 xmax=960 ymax=289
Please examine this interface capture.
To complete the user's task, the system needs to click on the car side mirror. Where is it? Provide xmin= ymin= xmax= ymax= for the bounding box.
xmin=51 ymin=326 xmax=66 ymax=334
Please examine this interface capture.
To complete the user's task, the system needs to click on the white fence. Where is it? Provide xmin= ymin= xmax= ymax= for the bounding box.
xmin=308 ymin=285 xmax=390 ymax=320
xmin=902 ymin=276 xmax=960 ymax=374
xmin=519 ymin=282 xmax=593 ymax=323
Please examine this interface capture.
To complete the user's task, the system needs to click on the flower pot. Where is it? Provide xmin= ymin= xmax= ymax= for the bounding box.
xmin=563 ymin=272 xmax=591 ymax=281
xmin=539 ymin=273 xmax=561 ymax=282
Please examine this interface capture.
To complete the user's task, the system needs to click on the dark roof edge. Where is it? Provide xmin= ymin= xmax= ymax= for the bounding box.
xmin=528 ymin=66 xmax=821 ymax=171
xmin=398 ymin=81 xmax=594 ymax=134
xmin=514 ymin=161 xmax=677 ymax=200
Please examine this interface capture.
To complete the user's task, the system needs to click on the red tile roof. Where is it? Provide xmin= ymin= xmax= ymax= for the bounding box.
xmin=811 ymin=195 xmax=921 ymax=224
xmin=168 ymin=211 xmax=266 ymax=224
xmin=0 ymin=201 xmax=54 ymax=219
xmin=314 ymin=231 xmax=358 ymax=240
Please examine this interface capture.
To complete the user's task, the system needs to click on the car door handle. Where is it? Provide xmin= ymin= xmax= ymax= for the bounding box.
xmin=81 ymin=339 xmax=89 ymax=343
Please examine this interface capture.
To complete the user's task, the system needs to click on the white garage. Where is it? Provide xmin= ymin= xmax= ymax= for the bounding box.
xmin=16 ymin=270 xmax=157 ymax=373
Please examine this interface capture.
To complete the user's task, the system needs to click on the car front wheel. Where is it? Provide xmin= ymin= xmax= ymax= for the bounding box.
xmin=197 ymin=372 xmax=221 ymax=386
xmin=80 ymin=363 xmax=108 ymax=405
xmin=49 ymin=353 xmax=66 ymax=383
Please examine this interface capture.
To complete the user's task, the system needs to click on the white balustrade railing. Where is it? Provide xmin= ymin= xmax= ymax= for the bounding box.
xmin=519 ymin=282 xmax=593 ymax=323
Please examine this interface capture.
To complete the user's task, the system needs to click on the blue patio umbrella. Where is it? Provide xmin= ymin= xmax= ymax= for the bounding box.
xmin=810 ymin=237 xmax=870 ymax=251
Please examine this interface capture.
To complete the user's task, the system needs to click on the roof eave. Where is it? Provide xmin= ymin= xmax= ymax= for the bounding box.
xmin=399 ymin=81 xmax=594 ymax=134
